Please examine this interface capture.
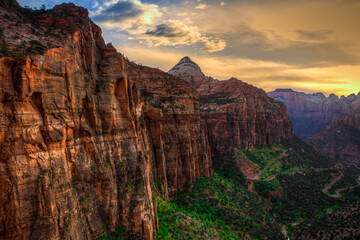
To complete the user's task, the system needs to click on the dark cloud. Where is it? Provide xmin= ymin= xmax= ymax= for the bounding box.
xmin=215 ymin=26 xmax=360 ymax=68
xmin=93 ymin=1 xmax=143 ymax=23
xmin=146 ymin=24 xmax=188 ymax=38
xmin=266 ymin=42 xmax=360 ymax=67
xmin=295 ymin=29 xmax=334 ymax=41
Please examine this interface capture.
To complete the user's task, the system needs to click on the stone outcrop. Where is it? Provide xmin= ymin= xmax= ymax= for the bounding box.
xmin=267 ymin=89 xmax=360 ymax=139
xmin=0 ymin=2 xmax=211 ymax=240
xmin=169 ymin=57 xmax=293 ymax=154
xmin=308 ymin=108 xmax=360 ymax=163
xmin=125 ymin=61 xmax=212 ymax=196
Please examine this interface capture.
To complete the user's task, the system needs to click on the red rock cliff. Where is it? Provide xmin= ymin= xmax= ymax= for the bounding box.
xmin=308 ymin=108 xmax=360 ymax=163
xmin=125 ymin=61 xmax=212 ymax=196
xmin=267 ymin=89 xmax=360 ymax=139
xmin=169 ymin=57 xmax=293 ymax=154
xmin=0 ymin=2 xmax=211 ymax=239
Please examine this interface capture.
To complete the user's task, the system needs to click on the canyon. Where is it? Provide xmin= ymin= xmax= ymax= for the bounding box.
xmin=309 ymin=107 xmax=360 ymax=163
xmin=0 ymin=1 xmax=296 ymax=240
xmin=268 ymin=89 xmax=360 ymax=139
xmin=0 ymin=2 xmax=212 ymax=239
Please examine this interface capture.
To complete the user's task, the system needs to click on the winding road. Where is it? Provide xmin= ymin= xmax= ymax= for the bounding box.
xmin=247 ymin=149 xmax=288 ymax=181
xmin=322 ymin=171 xmax=344 ymax=194
xmin=322 ymin=171 xmax=360 ymax=198
xmin=247 ymin=159 xmax=276 ymax=180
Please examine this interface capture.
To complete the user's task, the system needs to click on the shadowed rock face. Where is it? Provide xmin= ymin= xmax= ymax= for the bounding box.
xmin=0 ymin=2 xmax=211 ymax=240
xmin=169 ymin=57 xmax=294 ymax=154
xmin=268 ymin=89 xmax=360 ymax=139
xmin=308 ymin=108 xmax=360 ymax=163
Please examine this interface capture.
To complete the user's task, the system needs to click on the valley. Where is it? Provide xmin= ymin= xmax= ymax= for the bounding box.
xmin=0 ymin=1 xmax=359 ymax=240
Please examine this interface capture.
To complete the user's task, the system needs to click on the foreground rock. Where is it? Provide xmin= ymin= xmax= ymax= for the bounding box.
xmin=268 ymin=89 xmax=360 ymax=139
xmin=0 ymin=2 xmax=211 ymax=239
xmin=169 ymin=57 xmax=294 ymax=154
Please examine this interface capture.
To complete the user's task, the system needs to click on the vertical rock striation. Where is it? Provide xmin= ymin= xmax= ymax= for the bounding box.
xmin=308 ymin=108 xmax=360 ymax=163
xmin=0 ymin=2 xmax=211 ymax=239
xmin=169 ymin=57 xmax=294 ymax=154
xmin=125 ymin=62 xmax=212 ymax=196
xmin=267 ymin=89 xmax=360 ymax=139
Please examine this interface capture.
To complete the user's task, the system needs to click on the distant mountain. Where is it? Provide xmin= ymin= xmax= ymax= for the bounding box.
xmin=308 ymin=107 xmax=360 ymax=163
xmin=169 ymin=57 xmax=293 ymax=154
xmin=268 ymin=89 xmax=360 ymax=139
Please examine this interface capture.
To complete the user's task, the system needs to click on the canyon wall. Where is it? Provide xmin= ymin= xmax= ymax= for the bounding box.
xmin=0 ymin=2 xmax=211 ymax=239
xmin=125 ymin=61 xmax=212 ymax=196
xmin=268 ymin=89 xmax=360 ymax=139
xmin=169 ymin=57 xmax=294 ymax=154
xmin=308 ymin=108 xmax=360 ymax=163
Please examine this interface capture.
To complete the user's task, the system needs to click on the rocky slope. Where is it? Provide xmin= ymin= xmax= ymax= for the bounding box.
xmin=267 ymin=89 xmax=360 ymax=139
xmin=0 ymin=2 xmax=211 ymax=239
xmin=169 ymin=57 xmax=293 ymax=154
xmin=308 ymin=107 xmax=360 ymax=163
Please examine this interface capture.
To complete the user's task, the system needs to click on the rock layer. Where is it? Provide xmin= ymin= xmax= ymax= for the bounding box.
xmin=0 ymin=2 xmax=211 ymax=240
xmin=126 ymin=61 xmax=212 ymax=196
xmin=169 ymin=57 xmax=293 ymax=154
xmin=268 ymin=89 xmax=360 ymax=139
xmin=308 ymin=108 xmax=360 ymax=163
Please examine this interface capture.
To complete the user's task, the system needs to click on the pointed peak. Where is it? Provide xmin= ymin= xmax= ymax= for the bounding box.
xmin=168 ymin=56 xmax=207 ymax=88
xmin=169 ymin=56 xmax=204 ymax=76
xmin=174 ymin=56 xmax=200 ymax=69
xmin=179 ymin=56 xmax=195 ymax=64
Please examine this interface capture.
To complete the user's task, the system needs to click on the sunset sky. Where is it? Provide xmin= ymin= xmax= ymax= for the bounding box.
xmin=19 ymin=0 xmax=360 ymax=96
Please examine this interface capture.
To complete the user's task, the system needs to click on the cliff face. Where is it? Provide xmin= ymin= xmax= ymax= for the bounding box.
xmin=0 ymin=2 xmax=211 ymax=240
xmin=169 ymin=57 xmax=293 ymax=154
xmin=308 ymin=108 xmax=360 ymax=163
xmin=125 ymin=61 xmax=212 ymax=196
xmin=267 ymin=89 xmax=360 ymax=139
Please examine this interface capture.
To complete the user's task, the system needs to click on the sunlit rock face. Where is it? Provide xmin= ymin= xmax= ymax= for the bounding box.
xmin=125 ymin=60 xmax=212 ymax=196
xmin=308 ymin=107 xmax=360 ymax=163
xmin=169 ymin=57 xmax=294 ymax=154
xmin=0 ymin=2 xmax=211 ymax=240
xmin=268 ymin=89 xmax=360 ymax=139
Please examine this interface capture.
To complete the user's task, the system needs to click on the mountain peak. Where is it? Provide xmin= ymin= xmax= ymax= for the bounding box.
xmin=178 ymin=56 xmax=196 ymax=64
xmin=170 ymin=56 xmax=203 ymax=73
xmin=274 ymin=88 xmax=295 ymax=92
xmin=168 ymin=56 xmax=207 ymax=88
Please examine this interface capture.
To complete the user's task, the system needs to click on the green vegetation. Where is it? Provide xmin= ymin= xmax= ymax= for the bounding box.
xmin=98 ymin=225 xmax=144 ymax=240
xmin=156 ymin=138 xmax=360 ymax=239
xmin=199 ymin=93 xmax=242 ymax=107
xmin=29 ymin=40 xmax=46 ymax=54
xmin=157 ymin=169 xmax=284 ymax=239
xmin=328 ymin=174 xmax=358 ymax=195
xmin=139 ymin=88 xmax=175 ymax=112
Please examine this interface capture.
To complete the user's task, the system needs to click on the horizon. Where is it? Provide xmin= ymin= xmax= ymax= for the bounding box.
xmin=18 ymin=0 xmax=360 ymax=96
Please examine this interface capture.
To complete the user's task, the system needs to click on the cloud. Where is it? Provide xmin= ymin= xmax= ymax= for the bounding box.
xmin=91 ymin=0 xmax=161 ymax=30
xmin=295 ymin=29 xmax=334 ymax=41
xmin=142 ymin=21 xmax=226 ymax=52
xmin=145 ymin=23 xmax=188 ymax=37
xmin=195 ymin=4 xmax=207 ymax=10
xmin=204 ymin=39 xmax=227 ymax=53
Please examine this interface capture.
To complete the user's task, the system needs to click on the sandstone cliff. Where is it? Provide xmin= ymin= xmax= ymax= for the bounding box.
xmin=169 ymin=57 xmax=293 ymax=154
xmin=308 ymin=108 xmax=360 ymax=163
xmin=0 ymin=2 xmax=211 ymax=239
xmin=267 ymin=89 xmax=360 ymax=139
xmin=125 ymin=61 xmax=212 ymax=196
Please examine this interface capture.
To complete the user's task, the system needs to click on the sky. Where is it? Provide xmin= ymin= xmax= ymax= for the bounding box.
xmin=18 ymin=0 xmax=360 ymax=96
